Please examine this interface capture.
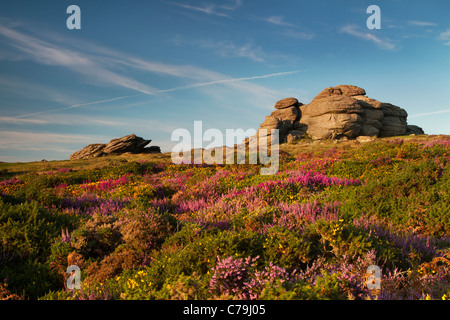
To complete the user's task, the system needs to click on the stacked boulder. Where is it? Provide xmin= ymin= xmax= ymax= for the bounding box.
xmin=246 ymin=84 xmax=424 ymax=145
xmin=244 ymin=97 xmax=306 ymax=148
xmin=70 ymin=134 xmax=161 ymax=160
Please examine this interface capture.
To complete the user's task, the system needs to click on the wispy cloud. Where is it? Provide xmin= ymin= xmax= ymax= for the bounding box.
xmin=281 ymin=29 xmax=315 ymax=40
xmin=0 ymin=116 xmax=49 ymax=125
xmin=171 ymin=36 xmax=296 ymax=63
xmin=408 ymin=109 xmax=450 ymax=118
xmin=408 ymin=20 xmax=438 ymax=27
xmin=7 ymin=94 xmax=142 ymax=119
xmin=439 ymin=29 xmax=450 ymax=45
xmin=0 ymin=113 xmax=184 ymax=136
xmin=0 ymin=22 xmax=296 ymax=120
xmin=198 ymin=39 xmax=266 ymax=62
xmin=0 ymin=130 xmax=108 ymax=152
xmin=0 ymin=24 xmax=157 ymax=94
xmin=255 ymin=15 xmax=314 ymax=41
xmin=340 ymin=24 xmax=396 ymax=50
xmin=4 ymin=71 xmax=299 ymax=119
xmin=0 ymin=76 xmax=78 ymax=106
xmin=263 ymin=16 xmax=297 ymax=28
xmin=167 ymin=0 xmax=242 ymax=18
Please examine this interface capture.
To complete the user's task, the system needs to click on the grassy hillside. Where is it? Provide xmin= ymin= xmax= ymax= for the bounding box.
xmin=0 ymin=134 xmax=449 ymax=300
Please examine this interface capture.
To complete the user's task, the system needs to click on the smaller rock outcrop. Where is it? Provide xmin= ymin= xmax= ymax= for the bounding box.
xmin=405 ymin=124 xmax=425 ymax=135
xmin=70 ymin=134 xmax=161 ymax=160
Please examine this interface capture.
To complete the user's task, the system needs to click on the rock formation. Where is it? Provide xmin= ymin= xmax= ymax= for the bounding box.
xmin=70 ymin=134 xmax=161 ymax=160
xmin=246 ymin=85 xmax=424 ymax=145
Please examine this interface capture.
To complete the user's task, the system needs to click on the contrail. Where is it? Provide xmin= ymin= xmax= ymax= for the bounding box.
xmin=6 ymin=70 xmax=300 ymax=119
xmin=153 ymin=70 xmax=301 ymax=93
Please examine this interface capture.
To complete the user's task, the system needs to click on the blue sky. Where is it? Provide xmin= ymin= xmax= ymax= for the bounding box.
xmin=0 ymin=0 xmax=449 ymax=162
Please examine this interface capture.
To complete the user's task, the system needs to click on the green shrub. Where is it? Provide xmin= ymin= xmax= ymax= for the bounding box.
xmin=263 ymin=227 xmax=311 ymax=271
xmin=305 ymin=219 xmax=372 ymax=260
xmin=71 ymin=213 xmax=122 ymax=259
xmin=143 ymin=229 xmax=264 ymax=290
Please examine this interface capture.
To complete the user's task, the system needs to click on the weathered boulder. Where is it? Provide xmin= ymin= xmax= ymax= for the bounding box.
xmin=286 ymin=130 xmax=305 ymax=143
xmin=301 ymin=112 xmax=363 ymax=140
xmin=299 ymin=88 xmax=365 ymax=139
xmin=69 ymin=143 xmax=106 ymax=160
xmin=102 ymin=134 xmax=151 ymax=154
xmin=352 ymin=95 xmax=384 ymax=136
xmin=270 ymin=106 xmax=299 ymax=122
xmin=298 ymin=85 xmax=412 ymax=139
xmin=259 ymin=115 xmax=281 ymax=130
xmin=70 ymin=134 xmax=161 ymax=160
xmin=274 ymin=97 xmax=300 ymax=109
xmin=313 ymin=85 xmax=366 ymax=100
xmin=379 ymin=103 xmax=408 ymax=137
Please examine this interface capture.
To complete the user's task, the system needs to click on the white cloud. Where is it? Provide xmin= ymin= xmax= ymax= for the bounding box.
xmin=0 ymin=130 xmax=108 ymax=151
xmin=439 ymin=29 xmax=450 ymax=45
xmin=408 ymin=109 xmax=450 ymax=118
xmin=281 ymin=29 xmax=315 ymax=40
xmin=0 ymin=76 xmax=78 ymax=106
xmin=0 ymin=25 xmax=158 ymax=94
xmin=172 ymin=36 xmax=297 ymax=63
xmin=199 ymin=40 xmax=266 ymax=62
xmin=408 ymin=20 xmax=438 ymax=27
xmin=340 ymin=24 xmax=396 ymax=50
xmin=167 ymin=0 xmax=242 ymax=18
xmin=0 ymin=116 xmax=49 ymax=125
xmin=263 ymin=16 xmax=297 ymax=28
xmin=1 ymin=113 xmax=182 ymax=135
xmin=0 ymin=22 xmax=296 ymax=121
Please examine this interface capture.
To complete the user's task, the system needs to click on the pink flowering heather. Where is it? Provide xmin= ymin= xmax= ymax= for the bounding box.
xmin=421 ymin=138 xmax=450 ymax=148
xmin=61 ymin=228 xmax=72 ymax=242
xmin=286 ymin=158 xmax=339 ymax=173
xmin=0 ymin=177 xmax=22 ymax=186
xmin=353 ymin=215 xmax=448 ymax=261
xmin=268 ymin=201 xmax=341 ymax=232
xmin=59 ymin=194 xmax=129 ymax=215
xmin=209 ymin=255 xmax=259 ymax=299
xmin=209 ymin=255 xmax=297 ymax=300
xmin=297 ymin=251 xmax=379 ymax=299
xmin=80 ymin=175 xmax=130 ymax=192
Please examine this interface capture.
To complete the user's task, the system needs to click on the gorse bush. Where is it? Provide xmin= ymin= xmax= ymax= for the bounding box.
xmin=1 ymin=135 xmax=449 ymax=300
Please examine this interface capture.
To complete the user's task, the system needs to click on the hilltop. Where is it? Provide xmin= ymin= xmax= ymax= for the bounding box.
xmin=0 ymin=133 xmax=449 ymax=300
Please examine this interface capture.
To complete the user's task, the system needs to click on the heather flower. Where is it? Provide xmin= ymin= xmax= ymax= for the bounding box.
xmin=0 ymin=178 xmax=22 ymax=186
xmin=297 ymin=251 xmax=379 ymax=299
xmin=59 ymin=194 xmax=129 ymax=215
xmin=268 ymin=201 xmax=340 ymax=232
xmin=353 ymin=215 xmax=447 ymax=261
xmin=421 ymin=138 xmax=450 ymax=148
xmin=80 ymin=175 xmax=130 ymax=192
xmin=61 ymin=228 xmax=72 ymax=242
xmin=209 ymin=255 xmax=297 ymax=300
xmin=54 ymin=183 xmax=68 ymax=190
xmin=209 ymin=255 xmax=259 ymax=299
